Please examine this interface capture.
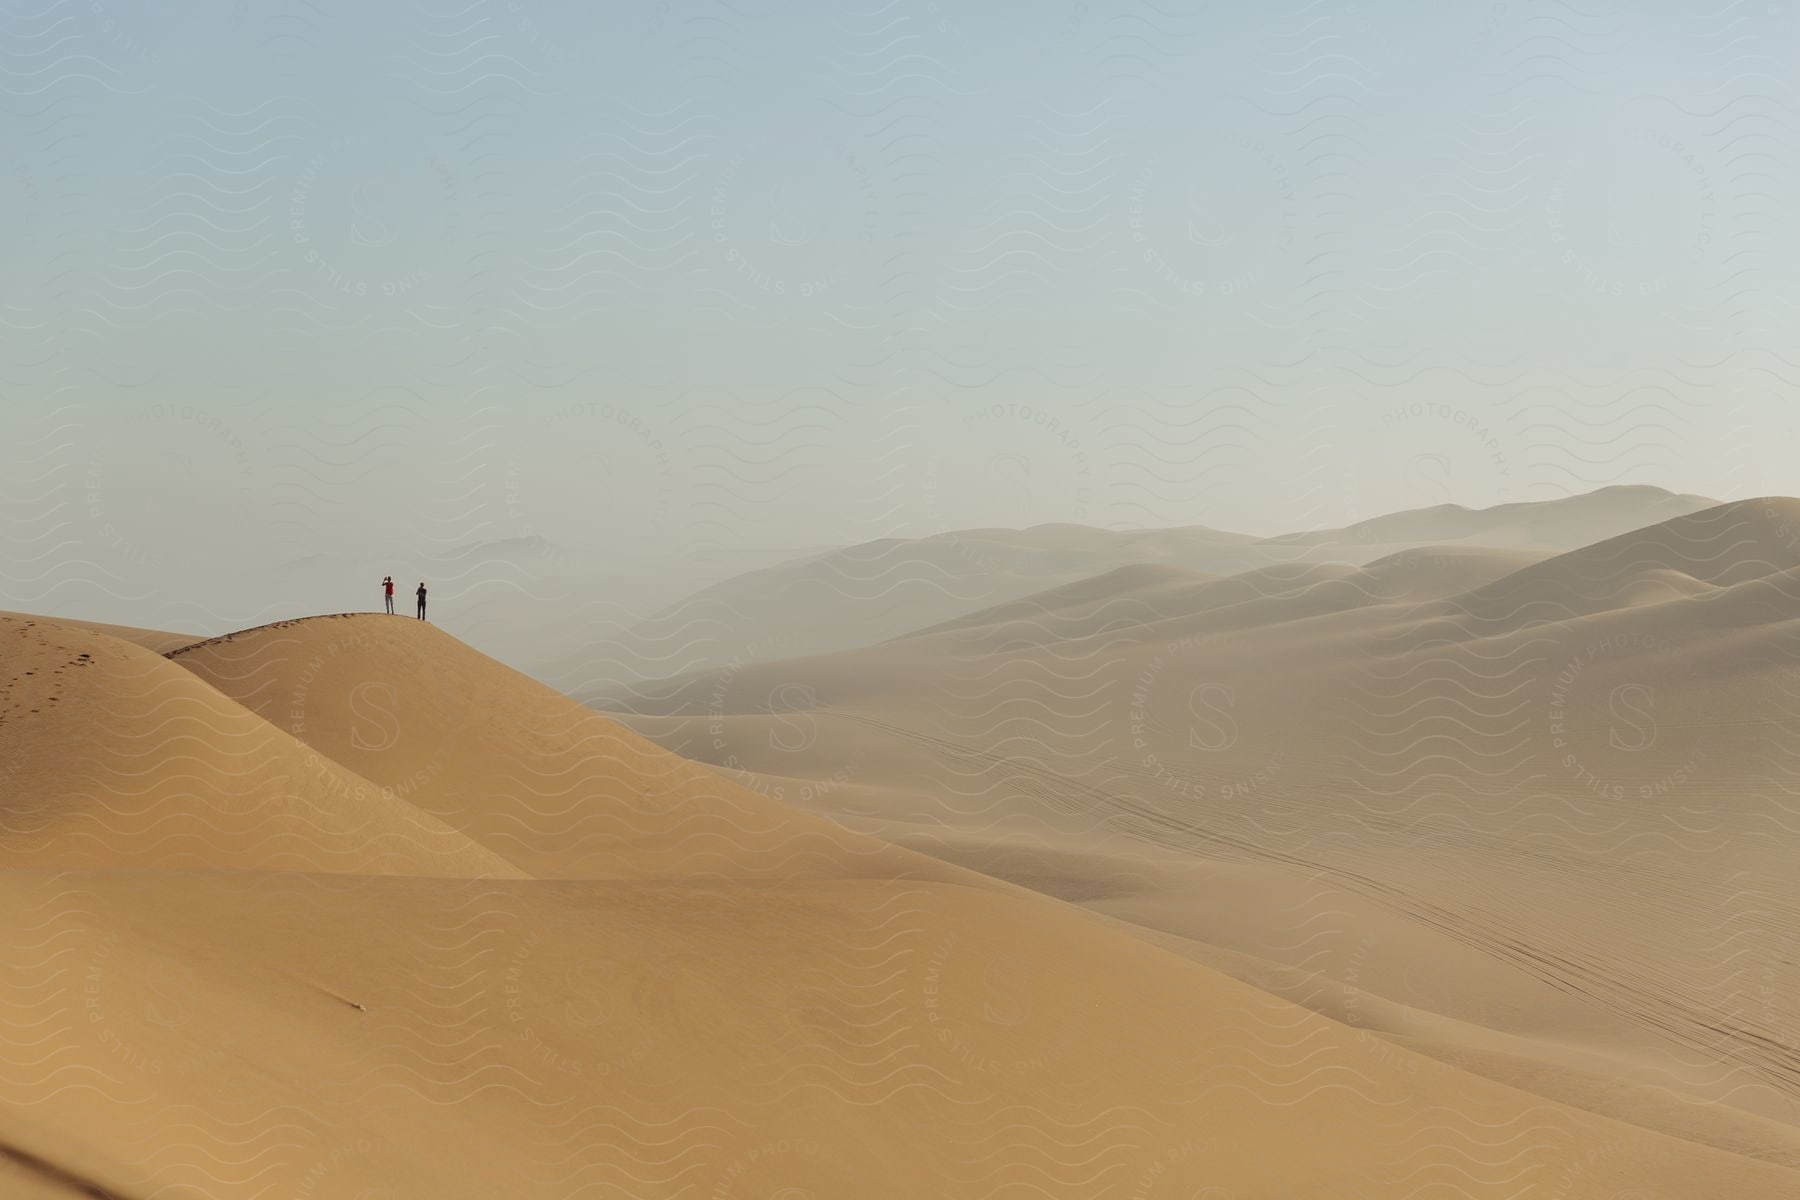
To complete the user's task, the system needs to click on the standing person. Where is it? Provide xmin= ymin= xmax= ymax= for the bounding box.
xmin=416 ymin=581 xmax=428 ymax=621
xmin=382 ymin=575 xmax=395 ymax=614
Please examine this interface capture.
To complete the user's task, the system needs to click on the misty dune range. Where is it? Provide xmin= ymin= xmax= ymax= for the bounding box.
xmin=0 ymin=491 xmax=1797 ymax=1194
xmin=596 ymin=489 xmax=1800 ymax=1191
xmin=566 ymin=483 xmax=1717 ymax=690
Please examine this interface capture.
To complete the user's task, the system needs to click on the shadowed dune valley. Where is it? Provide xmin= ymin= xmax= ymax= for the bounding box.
xmin=7 ymin=491 xmax=1800 ymax=1195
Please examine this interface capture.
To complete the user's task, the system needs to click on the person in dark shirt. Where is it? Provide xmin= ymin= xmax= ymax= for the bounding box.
xmin=416 ymin=582 xmax=427 ymax=620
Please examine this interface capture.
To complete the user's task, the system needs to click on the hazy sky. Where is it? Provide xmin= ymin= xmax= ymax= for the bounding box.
xmin=3 ymin=0 xmax=1796 ymax=630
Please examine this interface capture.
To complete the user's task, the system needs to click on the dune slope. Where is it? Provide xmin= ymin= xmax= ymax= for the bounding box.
xmin=0 ymin=609 xmax=198 ymax=654
xmin=4 ymin=608 xmax=1791 ymax=1195
xmin=170 ymin=614 xmax=955 ymax=883
xmin=3 ymin=869 xmax=1797 ymax=1198
xmin=0 ymin=613 xmax=517 ymax=877
xmin=602 ymin=499 xmax=1800 ymax=1168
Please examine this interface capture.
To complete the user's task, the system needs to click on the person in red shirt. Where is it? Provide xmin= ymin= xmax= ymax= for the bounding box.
xmin=382 ymin=575 xmax=395 ymax=614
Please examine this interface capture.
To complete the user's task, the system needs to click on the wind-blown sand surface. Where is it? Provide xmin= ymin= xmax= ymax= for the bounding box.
xmin=5 ymin=591 xmax=1797 ymax=1193
xmin=601 ymin=495 xmax=1800 ymax=1190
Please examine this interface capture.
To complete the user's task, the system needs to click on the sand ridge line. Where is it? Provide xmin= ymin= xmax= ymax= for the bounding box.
xmin=162 ymin=612 xmax=375 ymax=660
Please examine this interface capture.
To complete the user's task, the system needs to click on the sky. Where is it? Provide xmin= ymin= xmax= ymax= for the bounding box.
xmin=3 ymin=0 xmax=1797 ymax=636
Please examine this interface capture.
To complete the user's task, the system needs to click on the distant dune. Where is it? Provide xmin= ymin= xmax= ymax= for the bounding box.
xmin=580 ymin=485 xmax=1720 ymax=695
xmin=6 ymin=590 xmax=1795 ymax=1193
xmin=1276 ymin=483 xmax=1721 ymax=550
xmin=603 ymin=495 xmax=1800 ymax=1182
xmin=1439 ymin=496 xmax=1800 ymax=628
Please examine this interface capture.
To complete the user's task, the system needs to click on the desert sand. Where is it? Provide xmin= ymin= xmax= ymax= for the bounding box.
xmin=597 ymin=491 xmax=1800 ymax=1193
xmin=4 ymin=490 xmax=1799 ymax=1194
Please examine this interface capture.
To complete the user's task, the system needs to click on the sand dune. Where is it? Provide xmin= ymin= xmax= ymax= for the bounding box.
xmin=1440 ymin=497 xmax=1800 ymax=628
xmin=1356 ymin=543 xmax=1549 ymax=599
xmin=0 ymin=609 xmax=198 ymax=655
xmin=5 ymin=598 xmax=1794 ymax=1194
xmin=240 ymin=536 xmax=835 ymax=692
xmin=168 ymin=615 xmax=979 ymax=885
xmin=577 ymin=485 xmax=1719 ymax=697
xmin=1276 ymin=483 xmax=1719 ymax=551
xmin=0 ymin=613 xmax=516 ymax=876
xmin=583 ymin=523 xmax=1259 ymax=687
xmin=9 ymin=868 xmax=1795 ymax=1197
xmin=603 ymin=497 xmax=1800 ymax=1176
